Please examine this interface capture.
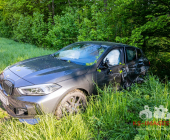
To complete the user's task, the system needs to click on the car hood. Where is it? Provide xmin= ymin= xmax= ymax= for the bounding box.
xmin=9 ymin=55 xmax=90 ymax=85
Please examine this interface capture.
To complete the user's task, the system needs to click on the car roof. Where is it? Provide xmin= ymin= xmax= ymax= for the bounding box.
xmin=76 ymin=41 xmax=123 ymax=47
xmin=75 ymin=41 xmax=138 ymax=49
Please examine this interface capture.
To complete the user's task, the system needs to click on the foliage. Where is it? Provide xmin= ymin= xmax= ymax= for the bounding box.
xmin=46 ymin=8 xmax=79 ymax=49
xmin=31 ymin=12 xmax=47 ymax=47
xmin=76 ymin=2 xmax=112 ymax=41
xmin=114 ymin=0 xmax=170 ymax=54
xmin=0 ymin=17 xmax=11 ymax=38
xmin=12 ymin=15 xmax=33 ymax=43
xmin=0 ymin=0 xmax=169 ymax=63
xmin=148 ymin=52 xmax=170 ymax=80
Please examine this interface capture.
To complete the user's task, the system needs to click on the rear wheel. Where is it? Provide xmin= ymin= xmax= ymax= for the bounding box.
xmin=55 ymin=89 xmax=87 ymax=118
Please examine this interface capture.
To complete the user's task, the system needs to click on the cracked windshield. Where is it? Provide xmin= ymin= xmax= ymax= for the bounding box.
xmin=54 ymin=43 xmax=107 ymax=65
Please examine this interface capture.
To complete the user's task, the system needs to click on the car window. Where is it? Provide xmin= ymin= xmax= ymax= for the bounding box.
xmin=126 ymin=48 xmax=136 ymax=63
xmin=54 ymin=43 xmax=108 ymax=65
xmin=103 ymin=49 xmax=121 ymax=66
xmin=137 ymin=49 xmax=142 ymax=59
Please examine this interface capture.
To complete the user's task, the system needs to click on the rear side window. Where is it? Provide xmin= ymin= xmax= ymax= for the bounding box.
xmin=137 ymin=49 xmax=142 ymax=59
xmin=126 ymin=48 xmax=136 ymax=63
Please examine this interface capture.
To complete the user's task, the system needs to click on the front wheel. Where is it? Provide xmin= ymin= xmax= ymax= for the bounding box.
xmin=55 ymin=89 xmax=87 ymax=118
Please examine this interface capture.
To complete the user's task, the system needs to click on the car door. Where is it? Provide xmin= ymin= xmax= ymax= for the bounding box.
xmin=124 ymin=47 xmax=138 ymax=82
xmin=135 ymin=48 xmax=150 ymax=76
xmin=135 ymin=48 xmax=144 ymax=75
xmin=96 ymin=47 xmax=125 ymax=89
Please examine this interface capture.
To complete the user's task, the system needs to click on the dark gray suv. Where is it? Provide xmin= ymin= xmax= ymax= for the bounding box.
xmin=0 ymin=41 xmax=150 ymax=119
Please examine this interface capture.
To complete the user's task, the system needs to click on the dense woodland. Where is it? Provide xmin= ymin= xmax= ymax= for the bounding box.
xmin=0 ymin=0 xmax=170 ymax=78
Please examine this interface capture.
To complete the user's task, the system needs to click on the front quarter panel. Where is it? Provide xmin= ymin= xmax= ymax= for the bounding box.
xmin=51 ymin=73 xmax=90 ymax=113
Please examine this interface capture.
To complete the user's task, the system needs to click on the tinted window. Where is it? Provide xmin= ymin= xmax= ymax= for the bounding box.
xmin=103 ymin=49 xmax=121 ymax=66
xmin=137 ymin=49 xmax=142 ymax=59
xmin=126 ymin=48 xmax=136 ymax=62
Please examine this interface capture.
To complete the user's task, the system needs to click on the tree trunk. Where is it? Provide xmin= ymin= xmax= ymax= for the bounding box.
xmin=68 ymin=0 xmax=71 ymax=7
xmin=48 ymin=4 xmax=52 ymax=13
xmin=52 ymin=0 xmax=55 ymax=17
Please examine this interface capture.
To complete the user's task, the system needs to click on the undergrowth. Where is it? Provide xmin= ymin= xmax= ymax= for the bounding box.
xmin=0 ymin=75 xmax=169 ymax=140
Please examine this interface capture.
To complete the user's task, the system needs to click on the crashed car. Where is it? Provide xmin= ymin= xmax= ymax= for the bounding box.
xmin=0 ymin=41 xmax=150 ymax=119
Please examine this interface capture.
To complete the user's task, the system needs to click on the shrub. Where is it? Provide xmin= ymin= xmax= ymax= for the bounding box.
xmin=12 ymin=14 xmax=33 ymax=43
xmin=46 ymin=8 xmax=79 ymax=49
xmin=32 ymin=12 xmax=47 ymax=47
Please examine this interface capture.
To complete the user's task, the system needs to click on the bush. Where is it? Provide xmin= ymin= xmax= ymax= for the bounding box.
xmin=32 ymin=12 xmax=47 ymax=47
xmin=12 ymin=14 xmax=33 ymax=43
xmin=0 ymin=16 xmax=12 ymax=38
xmin=46 ymin=8 xmax=79 ymax=49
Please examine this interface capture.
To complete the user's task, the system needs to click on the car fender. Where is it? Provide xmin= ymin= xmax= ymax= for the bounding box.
xmin=51 ymin=74 xmax=90 ymax=113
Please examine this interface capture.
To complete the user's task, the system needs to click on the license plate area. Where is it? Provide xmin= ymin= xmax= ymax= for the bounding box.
xmin=0 ymin=90 xmax=9 ymax=106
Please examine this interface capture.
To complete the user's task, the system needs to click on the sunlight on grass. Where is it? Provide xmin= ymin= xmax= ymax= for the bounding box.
xmin=0 ymin=75 xmax=169 ymax=139
xmin=0 ymin=37 xmax=55 ymax=73
xmin=0 ymin=109 xmax=8 ymax=119
xmin=0 ymin=114 xmax=92 ymax=140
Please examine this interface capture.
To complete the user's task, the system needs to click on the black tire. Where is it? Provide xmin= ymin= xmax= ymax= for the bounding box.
xmin=55 ymin=89 xmax=87 ymax=118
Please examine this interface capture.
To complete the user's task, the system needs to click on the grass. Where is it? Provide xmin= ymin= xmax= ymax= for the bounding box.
xmin=0 ymin=37 xmax=54 ymax=73
xmin=0 ymin=38 xmax=170 ymax=139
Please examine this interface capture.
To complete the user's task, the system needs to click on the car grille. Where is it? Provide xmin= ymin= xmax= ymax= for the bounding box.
xmin=2 ymin=80 xmax=13 ymax=95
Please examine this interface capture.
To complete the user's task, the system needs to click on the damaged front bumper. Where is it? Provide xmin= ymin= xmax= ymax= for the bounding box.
xmin=0 ymin=85 xmax=42 ymax=119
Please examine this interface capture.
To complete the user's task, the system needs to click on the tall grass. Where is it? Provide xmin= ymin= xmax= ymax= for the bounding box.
xmin=0 ymin=37 xmax=55 ymax=73
xmin=0 ymin=38 xmax=170 ymax=139
xmin=0 ymin=75 xmax=169 ymax=140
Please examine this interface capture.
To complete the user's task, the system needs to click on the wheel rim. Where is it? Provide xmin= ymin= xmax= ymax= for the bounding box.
xmin=60 ymin=96 xmax=86 ymax=116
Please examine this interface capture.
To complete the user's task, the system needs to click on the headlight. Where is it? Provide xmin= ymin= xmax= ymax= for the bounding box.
xmin=18 ymin=84 xmax=61 ymax=96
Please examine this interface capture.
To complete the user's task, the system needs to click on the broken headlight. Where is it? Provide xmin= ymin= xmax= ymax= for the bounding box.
xmin=18 ymin=84 xmax=61 ymax=96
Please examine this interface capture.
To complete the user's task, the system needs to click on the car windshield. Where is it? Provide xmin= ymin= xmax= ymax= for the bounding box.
xmin=54 ymin=43 xmax=108 ymax=65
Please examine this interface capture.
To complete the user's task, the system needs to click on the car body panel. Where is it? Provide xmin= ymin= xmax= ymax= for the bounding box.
xmin=3 ymin=69 xmax=33 ymax=88
xmin=96 ymin=47 xmax=125 ymax=88
xmin=8 ymin=55 xmax=90 ymax=85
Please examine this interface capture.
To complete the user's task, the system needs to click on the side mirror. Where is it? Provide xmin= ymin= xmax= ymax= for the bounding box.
xmin=98 ymin=58 xmax=110 ymax=70
xmin=98 ymin=64 xmax=107 ymax=70
xmin=103 ymin=58 xmax=110 ymax=68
